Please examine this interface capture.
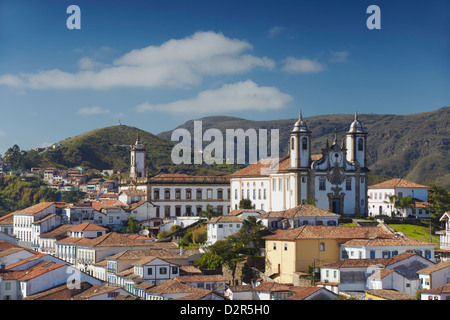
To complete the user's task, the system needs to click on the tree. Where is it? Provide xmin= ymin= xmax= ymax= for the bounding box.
xmin=124 ymin=216 xmax=140 ymax=233
xmin=198 ymin=204 xmax=219 ymax=220
xmin=239 ymin=199 xmax=254 ymax=209
xmin=237 ymin=216 xmax=271 ymax=254
xmin=384 ymin=194 xmax=397 ymax=216
xmin=395 ymin=195 xmax=415 ymax=217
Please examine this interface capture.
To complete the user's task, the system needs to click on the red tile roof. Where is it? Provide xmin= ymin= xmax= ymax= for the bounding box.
xmin=369 ymin=178 xmax=429 ymax=189
xmin=263 ymin=225 xmax=394 ymax=241
xmin=69 ymin=222 xmax=108 ymax=232
xmin=12 ymin=202 xmax=55 ymax=215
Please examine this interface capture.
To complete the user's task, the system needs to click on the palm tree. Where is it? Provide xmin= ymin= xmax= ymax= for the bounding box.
xmin=395 ymin=195 xmax=415 ymax=218
xmin=384 ymin=194 xmax=397 ymax=217
xmin=198 ymin=204 xmax=219 ymax=220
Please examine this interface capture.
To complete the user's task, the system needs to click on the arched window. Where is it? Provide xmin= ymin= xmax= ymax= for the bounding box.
xmin=302 ymin=137 xmax=308 ymax=150
xmin=291 ymin=137 xmax=295 ymax=150
xmin=358 ymin=138 xmax=364 ymax=151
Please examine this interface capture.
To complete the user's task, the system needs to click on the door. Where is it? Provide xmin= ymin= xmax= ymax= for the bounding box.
xmin=332 ymin=199 xmax=341 ymax=214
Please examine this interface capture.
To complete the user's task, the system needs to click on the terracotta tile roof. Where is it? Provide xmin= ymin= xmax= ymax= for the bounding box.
xmin=369 ymin=178 xmax=429 ymax=189
xmin=40 ymin=224 xmax=74 ymax=239
xmin=206 ymin=215 xmax=243 ymax=224
xmin=171 ymin=289 xmax=213 ymax=300
xmin=4 ymin=253 xmax=47 ymax=270
xmin=146 ymin=278 xmax=202 ymax=295
xmin=68 ymin=222 xmax=108 ymax=232
xmin=231 ymin=154 xmax=323 ymax=177
xmin=0 ymin=240 xmax=23 ymax=251
xmin=367 ymin=268 xmax=395 ymax=280
xmin=73 ymin=284 xmax=123 ymax=299
xmin=253 ymin=282 xmax=292 ymax=292
xmin=322 ymin=252 xmax=417 ymax=269
xmin=180 ymin=265 xmax=203 ymax=275
xmin=342 ymin=235 xmax=436 ymax=247
xmin=227 ymin=209 xmax=262 ymax=216
xmin=23 ymin=282 xmax=93 ymax=300
xmin=288 ymin=286 xmax=324 ymax=300
xmin=365 ymin=289 xmax=415 ymax=300
xmin=0 ymin=213 xmax=13 ymax=225
xmin=56 ymin=237 xmax=92 ymax=244
xmin=258 ymin=204 xmax=339 ymax=219
xmin=263 ymin=225 xmax=394 ymax=241
xmin=175 ymin=274 xmax=228 ymax=283
xmin=149 ymin=174 xmax=229 ymax=184
xmin=417 ymin=259 xmax=450 ymax=274
xmin=12 ymin=202 xmax=55 ymax=215
xmin=421 ymin=283 xmax=450 ymax=295
xmin=79 ymin=232 xmax=150 ymax=248
xmin=19 ymin=261 xmax=67 ymax=281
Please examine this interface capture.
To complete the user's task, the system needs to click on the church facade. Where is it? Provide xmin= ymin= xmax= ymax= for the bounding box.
xmin=230 ymin=111 xmax=369 ymax=216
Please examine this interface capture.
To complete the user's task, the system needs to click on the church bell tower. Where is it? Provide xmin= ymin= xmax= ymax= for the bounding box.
xmin=130 ymin=134 xmax=146 ymax=179
xmin=345 ymin=111 xmax=367 ymax=168
xmin=290 ymin=110 xmax=311 ymax=169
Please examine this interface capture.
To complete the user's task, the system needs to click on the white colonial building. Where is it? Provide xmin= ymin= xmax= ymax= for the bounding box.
xmin=368 ymin=178 xmax=430 ymax=218
xmin=230 ymin=111 xmax=369 ymax=216
xmin=118 ymin=137 xmax=231 ymax=218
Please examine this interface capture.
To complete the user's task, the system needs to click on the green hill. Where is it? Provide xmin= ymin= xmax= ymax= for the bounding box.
xmin=158 ymin=107 xmax=450 ymax=189
xmin=19 ymin=125 xmax=241 ymax=176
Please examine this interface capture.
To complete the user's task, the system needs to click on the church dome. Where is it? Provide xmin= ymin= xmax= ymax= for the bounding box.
xmin=291 ymin=110 xmax=310 ymax=133
xmin=348 ymin=111 xmax=364 ymax=133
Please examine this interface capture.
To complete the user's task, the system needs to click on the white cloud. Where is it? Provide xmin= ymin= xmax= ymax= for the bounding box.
xmin=282 ymin=57 xmax=325 ymax=74
xmin=77 ymin=106 xmax=110 ymax=115
xmin=78 ymin=57 xmax=105 ymax=70
xmin=330 ymin=50 xmax=349 ymax=63
xmin=0 ymin=31 xmax=274 ymax=90
xmin=267 ymin=26 xmax=287 ymax=38
xmin=136 ymin=80 xmax=293 ymax=114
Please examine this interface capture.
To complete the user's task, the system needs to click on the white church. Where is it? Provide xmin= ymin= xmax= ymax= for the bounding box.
xmin=230 ymin=111 xmax=369 ymax=216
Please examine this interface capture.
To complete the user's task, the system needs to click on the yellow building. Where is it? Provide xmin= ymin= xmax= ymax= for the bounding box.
xmin=263 ymin=225 xmax=393 ymax=284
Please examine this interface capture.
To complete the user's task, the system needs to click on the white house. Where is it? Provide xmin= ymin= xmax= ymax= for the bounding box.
xmin=319 ymin=252 xmax=434 ymax=296
xmin=12 ymin=202 xmax=57 ymax=246
xmin=417 ymin=260 xmax=450 ymax=291
xmin=420 ymin=283 xmax=450 ymax=300
xmin=206 ymin=209 xmax=263 ymax=245
xmin=340 ymin=233 xmax=436 ymax=262
xmin=368 ymin=178 xmax=430 ymax=218
xmin=118 ymin=137 xmax=231 ymax=218
xmin=230 ymin=111 xmax=369 ymax=216
xmin=256 ymin=204 xmax=339 ymax=231
xmin=436 ymin=212 xmax=450 ymax=261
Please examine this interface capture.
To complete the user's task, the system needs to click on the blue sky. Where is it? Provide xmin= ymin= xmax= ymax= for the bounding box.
xmin=0 ymin=0 xmax=448 ymax=155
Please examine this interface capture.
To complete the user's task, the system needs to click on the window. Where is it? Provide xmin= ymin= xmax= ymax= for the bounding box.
xmin=358 ymin=138 xmax=364 ymax=151
xmin=346 ymin=179 xmax=352 ymax=191
xmin=319 ymin=179 xmax=326 ymax=191
xmin=172 ymin=266 xmax=178 ymax=274
xmin=153 ymin=189 xmax=160 ymax=200
xmin=197 ymin=189 xmax=202 ymax=200
xmin=164 ymin=206 xmax=170 ymax=218
xmin=218 ymin=189 xmax=223 ymax=200
xmin=291 ymin=137 xmax=295 ymax=150
xmin=175 ymin=189 xmax=181 ymax=199
xmin=235 ymin=189 xmax=238 ymax=200
xmin=284 ymin=243 xmax=288 ymax=251
xmin=273 ymin=242 xmax=277 ymax=250
xmin=160 ymin=267 xmax=167 ymax=275
xmin=164 ymin=190 xmax=170 ymax=200
xmin=302 ymin=137 xmax=308 ymax=150
xmin=147 ymin=268 xmax=153 ymax=275
xmin=319 ymin=242 xmax=325 ymax=251
xmin=186 ymin=189 xmax=192 ymax=200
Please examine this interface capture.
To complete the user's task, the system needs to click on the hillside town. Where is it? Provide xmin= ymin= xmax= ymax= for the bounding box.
xmin=0 ymin=112 xmax=449 ymax=302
